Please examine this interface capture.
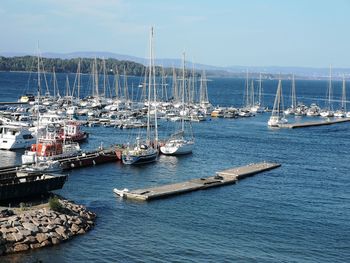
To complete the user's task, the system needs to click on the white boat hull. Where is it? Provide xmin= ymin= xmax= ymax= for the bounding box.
xmin=160 ymin=140 xmax=194 ymax=155
xmin=268 ymin=117 xmax=288 ymax=127
xmin=0 ymin=138 xmax=35 ymax=150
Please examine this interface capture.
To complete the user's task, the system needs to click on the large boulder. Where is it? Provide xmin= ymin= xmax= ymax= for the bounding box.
xmin=35 ymin=233 xmax=48 ymax=243
xmin=12 ymin=232 xmax=24 ymax=242
xmin=13 ymin=243 xmax=29 ymax=252
xmin=16 ymin=228 xmax=32 ymax=238
xmin=22 ymin=223 xmax=39 ymax=234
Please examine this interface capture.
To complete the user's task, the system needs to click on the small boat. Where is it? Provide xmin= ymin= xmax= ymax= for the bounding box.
xmin=113 ymin=188 xmax=129 ymax=197
xmin=21 ymin=160 xmax=64 ymax=173
xmin=22 ymin=131 xmax=81 ymax=164
xmin=57 ymin=121 xmax=88 ymax=142
xmin=306 ymin=104 xmax=320 ymax=116
xmin=18 ymin=94 xmax=35 ymax=103
xmin=0 ymin=125 xmax=36 ymax=150
xmin=211 ymin=107 xmax=224 ymax=117
xmin=0 ymin=171 xmax=67 ymax=201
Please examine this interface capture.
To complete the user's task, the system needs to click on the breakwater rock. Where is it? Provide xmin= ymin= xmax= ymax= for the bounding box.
xmin=0 ymin=198 xmax=96 ymax=255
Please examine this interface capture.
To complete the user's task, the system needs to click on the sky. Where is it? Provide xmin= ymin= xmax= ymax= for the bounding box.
xmin=0 ymin=0 xmax=350 ymax=68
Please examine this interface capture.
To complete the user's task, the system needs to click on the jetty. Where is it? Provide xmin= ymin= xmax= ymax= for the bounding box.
xmin=113 ymin=162 xmax=281 ymax=201
xmin=279 ymin=118 xmax=350 ymax=129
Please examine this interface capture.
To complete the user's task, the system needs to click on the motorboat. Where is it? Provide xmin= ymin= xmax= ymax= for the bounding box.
xmin=0 ymin=125 xmax=36 ymax=150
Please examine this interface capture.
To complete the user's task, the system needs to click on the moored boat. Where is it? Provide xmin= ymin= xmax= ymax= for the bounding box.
xmin=0 ymin=171 xmax=67 ymax=201
xmin=0 ymin=125 xmax=36 ymax=150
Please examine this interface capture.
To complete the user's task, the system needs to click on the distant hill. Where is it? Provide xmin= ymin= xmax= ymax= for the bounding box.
xmin=1 ymin=51 xmax=350 ymax=79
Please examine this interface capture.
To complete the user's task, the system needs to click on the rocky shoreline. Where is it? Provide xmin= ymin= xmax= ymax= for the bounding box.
xmin=0 ymin=197 xmax=96 ymax=255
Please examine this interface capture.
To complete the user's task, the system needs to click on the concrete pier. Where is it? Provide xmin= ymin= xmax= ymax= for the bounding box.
xmin=279 ymin=118 xmax=350 ymax=129
xmin=113 ymin=162 xmax=281 ymax=201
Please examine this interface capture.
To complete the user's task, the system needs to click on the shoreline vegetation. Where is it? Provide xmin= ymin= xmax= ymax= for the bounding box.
xmin=0 ymin=56 xmax=202 ymax=77
xmin=0 ymin=56 xmax=274 ymax=78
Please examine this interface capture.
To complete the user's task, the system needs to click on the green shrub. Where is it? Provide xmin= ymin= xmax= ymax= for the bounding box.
xmin=48 ymin=196 xmax=63 ymax=212
xmin=19 ymin=202 xmax=27 ymax=211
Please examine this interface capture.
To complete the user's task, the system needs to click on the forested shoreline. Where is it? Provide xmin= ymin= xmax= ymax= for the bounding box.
xmin=0 ymin=56 xmax=179 ymax=77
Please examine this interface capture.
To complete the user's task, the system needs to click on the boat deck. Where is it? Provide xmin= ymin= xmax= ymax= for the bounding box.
xmin=279 ymin=118 xmax=350 ymax=128
xmin=115 ymin=162 xmax=281 ymax=201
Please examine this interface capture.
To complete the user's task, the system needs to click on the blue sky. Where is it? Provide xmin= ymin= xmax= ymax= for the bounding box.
xmin=0 ymin=0 xmax=349 ymax=67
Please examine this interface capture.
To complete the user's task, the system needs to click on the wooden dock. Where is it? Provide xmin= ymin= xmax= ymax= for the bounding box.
xmin=113 ymin=162 xmax=281 ymax=201
xmin=279 ymin=118 xmax=350 ymax=129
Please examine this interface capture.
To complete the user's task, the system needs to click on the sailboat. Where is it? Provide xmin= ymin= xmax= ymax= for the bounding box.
xmin=268 ymin=79 xmax=288 ymax=127
xmin=239 ymin=70 xmax=254 ymax=117
xmin=334 ymin=75 xmax=346 ymax=118
xmin=320 ymin=65 xmax=334 ymax=117
xmin=251 ymin=73 xmax=265 ymax=113
xmin=284 ymin=74 xmax=297 ymax=115
xmin=160 ymin=52 xmax=194 ymax=155
xmin=122 ymin=27 xmax=158 ymax=165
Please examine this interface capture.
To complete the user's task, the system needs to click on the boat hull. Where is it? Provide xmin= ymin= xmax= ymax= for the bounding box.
xmin=0 ymin=138 xmax=35 ymax=150
xmin=122 ymin=151 xmax=158 ymax=165
xmin=0 ymin=173 xmax=67 ymax=201
xmin=160 ymin=141 xmax=194 ymax=155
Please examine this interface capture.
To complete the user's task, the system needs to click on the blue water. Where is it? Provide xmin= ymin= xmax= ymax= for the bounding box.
xmin=1 ymin=72 xmax=349 ymax=262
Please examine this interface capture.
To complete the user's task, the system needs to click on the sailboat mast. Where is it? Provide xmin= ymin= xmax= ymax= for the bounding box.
xmin=103 ymin=58 xmax=106 ymax=98
xmin=123 ymin=66 xmax=129 ymax=101
xmin=115 ymin=67 xmax=119 ymax=100
xmin=291 ymin=74 xmax=296 ymax=109
xmin=328 ymin=65 xmax=332 ymax=110
xmin=146 ymin=28 xmax=152 ymax=145
xmin=94 ymin=57 xmax=99 ymax=98
xmin=250 ymin=80 xmax=255 ymax=106
xmin=36 ymin=44 xmax=41 ymax=165
xmin=182 ymin=52 xmax=186 ymax=132
xmin=53 ymin=67 xmax=56 ymax=98
xmin=245 ymin=69 xmax=249 ymax=107
xmin=342 ymin=74 xmax=346 ymax=111
xmin=151 ymin=28 xmax=158 ymax=145
xmin=258 ymin=72 xmax=262 ymax=106
xmin=77 ymin=60 xmax=81 ymax=99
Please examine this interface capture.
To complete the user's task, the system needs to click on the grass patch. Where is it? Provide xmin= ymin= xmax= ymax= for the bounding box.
xmin=48 ymin=196 xmax=63 ymax=212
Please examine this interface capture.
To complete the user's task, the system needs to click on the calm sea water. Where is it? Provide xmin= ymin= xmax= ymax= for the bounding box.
xmin=0 ymin=72 xmax=349 ymax=262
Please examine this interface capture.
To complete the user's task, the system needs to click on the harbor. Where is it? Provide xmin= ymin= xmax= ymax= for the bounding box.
xmin=0 ymin=74 xmax=349 ymax=262
xmin=114 ymin=162 xmax=281 ymax=201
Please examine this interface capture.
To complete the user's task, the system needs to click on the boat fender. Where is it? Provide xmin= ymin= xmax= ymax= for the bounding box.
xmin=71 ymin=163 xmax=75 ymax=168
xmin=93 ymin=160 xmax=96 ymax=166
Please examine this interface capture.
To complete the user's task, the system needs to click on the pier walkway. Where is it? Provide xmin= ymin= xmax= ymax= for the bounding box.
xmin=279 ymin=118 xmax=350 ymax=129
xmin=113 ymin=162 xmax=281 ymax=201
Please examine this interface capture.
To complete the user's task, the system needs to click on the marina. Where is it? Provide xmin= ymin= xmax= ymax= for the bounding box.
xmin=114 ymin=162 xmax=281 ymax=201
xmin=0 ymin=71 xmax=349 ymax=262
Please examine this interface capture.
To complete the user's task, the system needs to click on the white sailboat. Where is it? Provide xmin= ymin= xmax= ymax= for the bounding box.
xmin=160 ymin=52 xmax=194 ymax=155
xmin=334 ymin=75 xmax=346 ymax=118
xmin=122 ymin=27 xmax=158 ymax=165
xmin=284 ymin=74 xmax=297 ymax=115
xmin=268 ymin=79 xmax=288 ymax=127
xmin=320 ymin=65 xmax=334 ymax=117
xmin=251 ymin=73 xmax=265 ymax=113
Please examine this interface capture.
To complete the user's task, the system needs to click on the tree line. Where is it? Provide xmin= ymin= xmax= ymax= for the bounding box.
xmin=0 ymin=56 xmax=201 ymax=77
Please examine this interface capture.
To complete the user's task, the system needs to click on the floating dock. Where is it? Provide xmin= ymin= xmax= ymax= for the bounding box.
xmin=113 ymin=162 xmax=281 ymax=201
xmin=279 ymin=118 xmax=350 ymax=129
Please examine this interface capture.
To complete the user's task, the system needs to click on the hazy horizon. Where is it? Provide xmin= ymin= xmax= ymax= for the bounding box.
xmin=1 ymin=0 xmax=350 ymax=68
